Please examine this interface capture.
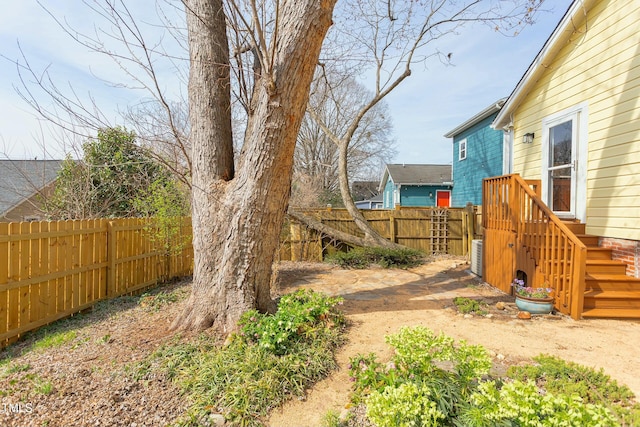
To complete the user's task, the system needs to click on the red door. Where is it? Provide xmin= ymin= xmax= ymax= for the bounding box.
xmin=436 ymin=190 xmax=450 ymax=207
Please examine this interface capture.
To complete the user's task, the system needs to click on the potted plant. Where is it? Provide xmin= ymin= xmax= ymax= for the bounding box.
xmin=511 ymin=278 xmax=554 ymax=314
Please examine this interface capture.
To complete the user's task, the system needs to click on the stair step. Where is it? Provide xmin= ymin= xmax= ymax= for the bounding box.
xmin=577 ymin=234 xmax=599 ymax=246
xmin=561 ymin=221 xmax=585 ymax=234
xmin=586 ymin=259 xmax=628 ymax=275
xmin=585 ymin=274 xmax=640 ymax=292
xmin=581 ymin=308 xmax=640 ymax=319
xmin=584 ymin=290 xmax=640 ymax=299
xmin=586 ymin=247 xmax=613 ymax=260
xmin=583 ymin=290 xmax=640 ymax=309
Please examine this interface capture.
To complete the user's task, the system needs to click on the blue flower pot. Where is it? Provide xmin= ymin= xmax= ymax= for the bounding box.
xmin=515 ymin=296 xmax=554 ymax=314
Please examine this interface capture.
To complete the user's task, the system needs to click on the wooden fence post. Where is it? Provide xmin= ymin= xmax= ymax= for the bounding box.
xmin=290 ymin=220 xmax=301 ymax=262
xmin=465 ymin=202 xmax=475 ymax=256
xmin=106 ymin=221 xmax=116 ymax=298
xmin=317 ymin=226 xmax=323 ymax=262
xmin=462 ymin=210 xmax=468 ymax=257
xmin=389 ymin=211 xmax=396 ymax=244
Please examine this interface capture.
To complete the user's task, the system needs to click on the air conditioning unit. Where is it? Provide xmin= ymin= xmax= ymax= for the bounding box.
xmin=470 ymin=239 xmax=483 ymax=277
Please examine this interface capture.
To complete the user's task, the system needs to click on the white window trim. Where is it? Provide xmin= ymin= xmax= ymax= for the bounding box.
xmin=502 ymin=129 xmax=513 ymax=174
xmin=458 ymin=138 xmax=467 ymax=161
xmin=541 ymin=102 xmax=588 ymax=222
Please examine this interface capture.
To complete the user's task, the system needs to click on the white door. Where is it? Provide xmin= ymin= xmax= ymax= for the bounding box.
xmin=541 ymin=103 xmax=588 ymax=221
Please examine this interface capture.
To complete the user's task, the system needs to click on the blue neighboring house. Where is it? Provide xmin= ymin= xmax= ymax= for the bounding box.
xmin=444 ymin=98 xmax=507 ymax=207
xmin=379 ymin=164 xmax=452 ymax=209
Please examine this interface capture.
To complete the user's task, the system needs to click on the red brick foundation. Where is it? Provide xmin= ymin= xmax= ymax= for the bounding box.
xmin=599 ymin=237 xmax=640 ymax=277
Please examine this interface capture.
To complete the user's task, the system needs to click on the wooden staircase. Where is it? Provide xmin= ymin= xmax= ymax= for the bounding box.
xmin=565 ymin=222 xmax=640 ymax=318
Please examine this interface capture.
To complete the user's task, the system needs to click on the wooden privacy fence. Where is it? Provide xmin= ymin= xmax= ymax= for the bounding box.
xmin=1 ymin=208 xmax=479 ymax=346
xmin=283 ymin=207 xmax=481 ymax=262
xmin=0 ymin=217 xmax=192 ymax=347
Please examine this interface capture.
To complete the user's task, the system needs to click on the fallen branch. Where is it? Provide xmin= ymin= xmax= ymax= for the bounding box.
xmin=287 ymin=208 xmax=403 ymax=249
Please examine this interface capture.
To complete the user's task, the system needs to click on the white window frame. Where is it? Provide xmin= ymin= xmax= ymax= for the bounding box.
xmin=458 ymin=138 xmax=467 ymax=161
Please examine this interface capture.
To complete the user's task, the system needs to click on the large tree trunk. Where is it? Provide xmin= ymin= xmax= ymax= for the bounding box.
xmin=173 ymin=0 xmax=337 ymax=333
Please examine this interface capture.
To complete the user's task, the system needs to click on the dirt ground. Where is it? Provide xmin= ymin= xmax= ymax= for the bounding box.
xmin=1 ymin=257 xmax=639 ymax=427
xmin=268 ymin=258 xmax=640 ymax=426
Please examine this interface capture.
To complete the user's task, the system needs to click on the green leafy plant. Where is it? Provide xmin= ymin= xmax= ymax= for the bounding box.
xmin=366 ymin=381 xmax=446 ymax=427
xmin=348 ymin=328 xmax=628 ymax=427
xmin=238 ymin=289 xmax=345 ymax=355
xmin=508 ymin=354 xmax=640 ymax=425
xmin=326 ymin=247 xmax=423 ymax=269
xmin=463 ymin=379 xmax=617 ymax=427
xmin=321 ymin=409 xmax=347 ymax=427
xmin=348 ymin=353 xmax=390 ymax=404
xmin=137 ymin=289 xmax=346 ymax=427
xmin=453 ymin=297 xmax=488 ymax=315
xmin=385 ymin=327 xmax=491 ymax=384
xmin=349 ymin=326 xmax=491 ymax=424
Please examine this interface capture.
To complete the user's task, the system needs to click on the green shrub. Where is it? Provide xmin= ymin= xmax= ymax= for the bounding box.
xmin=238 ymin=289 xmax=345 ymax=355
xmin=386 ymin=326 xmax=491 ymax=387
xmin=508 ymin=354 xmax=640 ymax=425
xmin=366 ymin=382 xmax=445 ymax=427
xmin=462 ymin=379 xmax=617 ymax=427
xmin=349 ymin=326 xmax=490 ymax=424
xmin=142 ymin=289 xmax=346 ymax=427
xmin=348 ymin=327 xmax=627 ymax=427
xmin=326 ymin=248 xmax=370 ymax=269
xmin=326 ymin=247 xmax=423 ymax=269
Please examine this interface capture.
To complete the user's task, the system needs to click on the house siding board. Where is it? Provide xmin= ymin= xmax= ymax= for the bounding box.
xmin=400 ymin=185 xmax=449 ymax=207
xmin=511 ymin=0 xmax=640 ymax=240
xmin=451 ymin=115 xmax=503 ymax=207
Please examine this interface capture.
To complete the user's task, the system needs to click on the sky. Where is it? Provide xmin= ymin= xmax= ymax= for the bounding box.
xmin=0 ymin=0 xmax=574 ymax=164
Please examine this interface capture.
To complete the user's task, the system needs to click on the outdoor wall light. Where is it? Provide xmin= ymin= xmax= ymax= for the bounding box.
xmin=523 ymin=132 xmax=535 ymax=144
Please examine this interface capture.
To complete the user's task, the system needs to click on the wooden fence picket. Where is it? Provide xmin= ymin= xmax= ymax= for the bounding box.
xmin=29 ymin=221 xmax=41 ymax=326
xmin=19 ymin=222 xmax=30 ymax=329
xmin=0 ymin=223 xmax=8 ymax=343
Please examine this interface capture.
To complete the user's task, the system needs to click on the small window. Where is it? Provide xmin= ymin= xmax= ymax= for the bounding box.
xmin=459 ymin=138 xmax=467 ymax=160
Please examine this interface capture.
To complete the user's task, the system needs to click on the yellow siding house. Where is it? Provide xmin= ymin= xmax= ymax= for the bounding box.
xmin=487 ymin=0 xmax=640 ymax=319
